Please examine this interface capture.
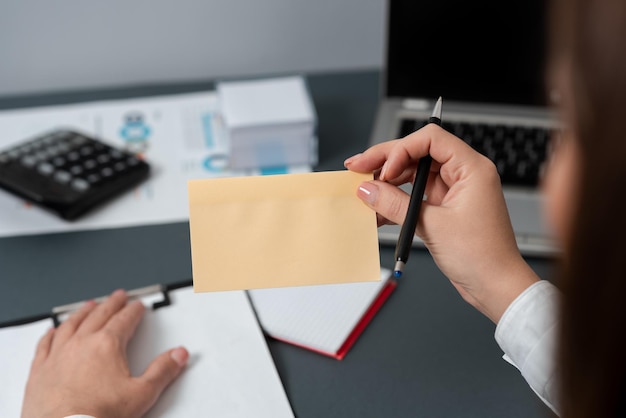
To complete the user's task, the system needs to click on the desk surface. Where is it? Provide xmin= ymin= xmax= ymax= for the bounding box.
xmin=0 ymin=71 xmax=555 ymax=418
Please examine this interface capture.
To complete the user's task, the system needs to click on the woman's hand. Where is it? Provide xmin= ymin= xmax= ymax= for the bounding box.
xmin=345 ymin=125 xmax=539 ymax=323
xmin=21 ymin=289 xmax=188 ymax=418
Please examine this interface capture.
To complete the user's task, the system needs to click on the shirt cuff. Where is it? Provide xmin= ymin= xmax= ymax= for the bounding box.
xmin=495 ymin=279 xmax=561 ymax=414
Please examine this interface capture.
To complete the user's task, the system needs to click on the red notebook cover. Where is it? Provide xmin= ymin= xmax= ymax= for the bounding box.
xmin=249 ymin=270 xmax=396 ymax=360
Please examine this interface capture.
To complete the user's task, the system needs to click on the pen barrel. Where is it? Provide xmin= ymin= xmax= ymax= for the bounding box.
xmin=394 ymin=155 xmax=432 ymax=262
xmin=428 ymin=116 xmax=441 ymax=125
xmin=394 ymin=99 xmax=441 ymax=267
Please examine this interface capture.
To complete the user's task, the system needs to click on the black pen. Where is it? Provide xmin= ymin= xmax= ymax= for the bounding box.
xmin=393 ymin=97 xmax=442 ymax=277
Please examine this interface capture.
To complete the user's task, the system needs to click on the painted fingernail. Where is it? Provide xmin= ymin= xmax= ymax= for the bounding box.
xmin=379 ymin=162 xmax=388 ymax=181
xmin=357 ymin=182 xmax=379 ymax=205
xmin=343 ymin=153 xmax=362 ymax=167
xmin=171 ymin=346 xmax=189 ymax=366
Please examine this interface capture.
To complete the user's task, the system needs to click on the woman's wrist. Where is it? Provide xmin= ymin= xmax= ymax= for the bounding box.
xmin=472 ymin=256 xmax=541 ymax=324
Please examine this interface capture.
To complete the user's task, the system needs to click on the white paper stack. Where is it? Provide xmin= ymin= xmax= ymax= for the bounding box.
xmin=217 ymin=76 xmax=317 ymax=170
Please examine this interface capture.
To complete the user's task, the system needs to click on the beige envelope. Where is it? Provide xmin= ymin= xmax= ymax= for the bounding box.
xmin=188 ymin=171 xmax=381 ymax=292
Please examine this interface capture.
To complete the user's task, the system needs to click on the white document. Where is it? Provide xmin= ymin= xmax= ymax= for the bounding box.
xmin=248 ymin=268 xmax=393 ymax=357
xmin=0 ymin=287 xmax=294 ymax=418
xmin=0 ymin=91 xmax=311 ymax=238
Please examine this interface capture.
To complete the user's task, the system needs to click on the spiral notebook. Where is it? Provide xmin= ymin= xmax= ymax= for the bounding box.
xmin=248 ymin=268 xmax=396 ymax=360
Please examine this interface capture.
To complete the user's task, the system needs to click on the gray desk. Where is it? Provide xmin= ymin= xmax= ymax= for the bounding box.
xmin=0 ymin=71 xmax=555 ymax=417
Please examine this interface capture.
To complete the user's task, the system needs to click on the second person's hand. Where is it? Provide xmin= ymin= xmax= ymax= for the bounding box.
xmin=21 ymin=289 xmax=189 ymax=418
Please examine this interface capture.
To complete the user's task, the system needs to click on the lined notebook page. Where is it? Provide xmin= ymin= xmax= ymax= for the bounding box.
xmin=248 ymin=268 xmax=392 ymax=355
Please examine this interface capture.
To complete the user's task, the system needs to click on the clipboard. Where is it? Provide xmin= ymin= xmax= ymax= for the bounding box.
xmin=0 ymin=281 xmax=294 ymax=418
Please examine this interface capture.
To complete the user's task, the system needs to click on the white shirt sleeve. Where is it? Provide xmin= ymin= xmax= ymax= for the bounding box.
xmin=495 ymin=279 xmax=561 ymax=415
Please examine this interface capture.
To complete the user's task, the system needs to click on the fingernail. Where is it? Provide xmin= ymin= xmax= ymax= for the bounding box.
xmin=379 ymin=162 xmax=388 ymax=181
xmin=171 ymin=346 xmax=189 ymax=366
xmin=343 ymin=153 xmax=362 ymax=167
xmin=357 ymin=182 xmax=379 ymax=205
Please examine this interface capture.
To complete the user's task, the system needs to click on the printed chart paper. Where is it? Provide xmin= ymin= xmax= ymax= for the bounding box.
xmin=0 ymin=92 xmax=310 ymax=238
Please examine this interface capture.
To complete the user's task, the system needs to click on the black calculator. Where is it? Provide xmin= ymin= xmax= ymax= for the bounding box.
xmin=0 ymin=129 xmax=150 ymax=220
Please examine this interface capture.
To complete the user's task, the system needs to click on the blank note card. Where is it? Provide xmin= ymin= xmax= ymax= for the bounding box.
xmin=188 ymin=171 xmax=381 ymax=292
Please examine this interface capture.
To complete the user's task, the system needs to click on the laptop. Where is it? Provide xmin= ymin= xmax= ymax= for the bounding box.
xmin=370 ymin=0 xmax=558 ymax=257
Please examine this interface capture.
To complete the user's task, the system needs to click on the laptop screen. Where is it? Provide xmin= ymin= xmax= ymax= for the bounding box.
xmin=386 ymin=0 xmax=547 ymax=107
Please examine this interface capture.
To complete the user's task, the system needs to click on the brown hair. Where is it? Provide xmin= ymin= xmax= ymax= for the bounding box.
xmin=549 ymin=0 xmax=626 ymax=416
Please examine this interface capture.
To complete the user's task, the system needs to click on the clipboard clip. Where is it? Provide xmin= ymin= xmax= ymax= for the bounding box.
xmin=51 ymin=284 xmax=171 ymax=327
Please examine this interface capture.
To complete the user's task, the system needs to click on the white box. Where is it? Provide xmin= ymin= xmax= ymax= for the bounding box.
xmin=218 ymin=76 xmax=317 ymax=169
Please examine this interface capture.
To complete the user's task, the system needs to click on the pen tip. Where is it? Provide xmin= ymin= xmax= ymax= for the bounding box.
xmin=393 ymin=260 xmax=405 ymax=277
xmin=431 ymin=97 xmax=443 ymax=119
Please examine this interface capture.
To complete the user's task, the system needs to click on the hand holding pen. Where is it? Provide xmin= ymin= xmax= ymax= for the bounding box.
xmin=346 ymin=100 xmax=536 ymax=322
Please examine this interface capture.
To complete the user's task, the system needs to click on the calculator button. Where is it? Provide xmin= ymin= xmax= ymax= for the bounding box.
xmin=41 ymin=135 xmax=56 ymax=145
xmin=127 ymin=157 xmax=140 ymax=166
xmin=71 ymin=178 xmax=90 ymax=192
xmin=93 ymin=142 xmax=106 ymax=151
xmin=113 ymin=161 xmax=126 ymax=172
xmin=0 ymin=153 xmax=9 ymax=164
xmin=67 ymin=151 xmax=80 ymax=162
xmin=37 ymin=162 xmax=54 ymax=175
xmin=52 ymin=156 xmax=66 ymax=167
xmin=71 ymin=136 xmax=87 ymax=146
xmin=69 ymin=165 xmax=83 ymax=176
xmin=7 ymin=149 xmax=21 ymax=159
xmin=86 ymin=173 xmax=101 ymax=184
xmin=20 ymin=155 xmax=38 ymax=167
xmin=80 ymin=146 xmax=94 ymax=157
xmin=46 ymin=145 xmax=62 ymax=157
xmin=30 ymin=139 xmax=46 ymax=149
xmin=109 ymin=150 xmax=124 ymax=159
xmin=57 ymin=143 xmax=71 ymax=153
xmin=97 ymin=154 xmax=110 ymax=164
xmin=100 ymin=167 xmax=114 ymax=178
xmin=83 ymin=159 xmax=97 ymax=170
xmin=41 ymin=149 xmax=56 ymax=160
xmin=54 ymin=171 xmax=71 ymax=184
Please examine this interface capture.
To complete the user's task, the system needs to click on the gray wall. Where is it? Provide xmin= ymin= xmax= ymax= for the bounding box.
xmin=0 ymin=0 xmax=386 ymax=97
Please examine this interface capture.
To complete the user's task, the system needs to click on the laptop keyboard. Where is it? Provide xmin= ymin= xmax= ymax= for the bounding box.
xmin=398 ymin=119 xmax=551 ymax=187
